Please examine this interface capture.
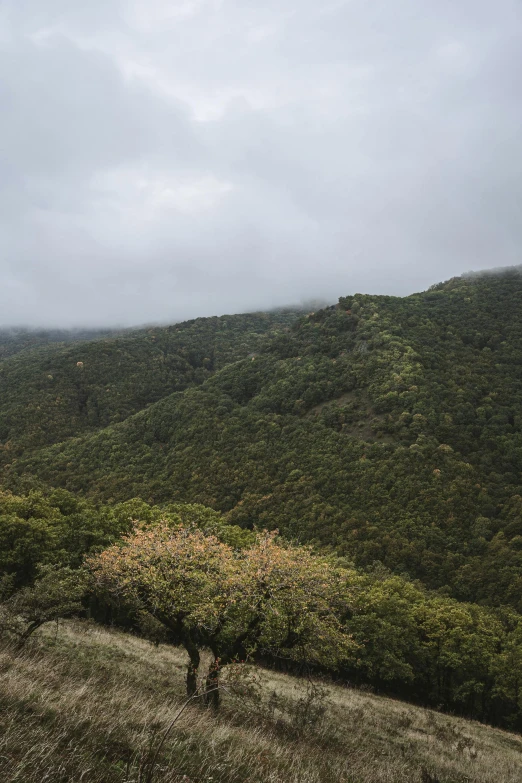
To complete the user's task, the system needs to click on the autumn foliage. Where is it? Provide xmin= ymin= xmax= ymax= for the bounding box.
xmin=88 ymin=524 xmax=356 ymax=701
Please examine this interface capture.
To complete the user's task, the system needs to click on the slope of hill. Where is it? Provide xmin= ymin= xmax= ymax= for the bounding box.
xmin=2 ymin=620 xmax=521 ymax=783
xmin=3 ymin=489 xmax=522 ymax=728
xmin=0 ymin=310 xmax=300 ymax=454
xmin=0 ymin=327 xmax=122 ymax=360
xmin=7 ymin=268 xmax=522 ymax=609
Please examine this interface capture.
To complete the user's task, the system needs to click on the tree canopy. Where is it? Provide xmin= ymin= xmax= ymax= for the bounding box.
xmin=2 ymin=489 xmax=522 ymax=727
xmin=88 ymin=524 xmax=356 ymax=701
xmin=6 ymin=269 xmax=522 ymax=610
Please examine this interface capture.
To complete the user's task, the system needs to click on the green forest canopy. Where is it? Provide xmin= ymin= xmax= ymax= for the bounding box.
xmin=3 ymin=269 xmax=522 ymax=608
xmin=2 ymin=268 xmax=522 ymax=727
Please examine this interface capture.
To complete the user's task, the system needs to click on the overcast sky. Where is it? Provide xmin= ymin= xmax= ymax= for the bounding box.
xmin=1 ymin=0 xmax=521 ymax=326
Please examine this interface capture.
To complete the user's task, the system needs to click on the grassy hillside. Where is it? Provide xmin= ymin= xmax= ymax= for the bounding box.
xmin=8 ymin=269 xmax=522 ymax=608
xmin=3 ymin=489 xmax=522 ymax=730
xmin=0 ymin=310 xmax=300 ymax=454
xmin=2 ymin=620 xmax=521 ymax=783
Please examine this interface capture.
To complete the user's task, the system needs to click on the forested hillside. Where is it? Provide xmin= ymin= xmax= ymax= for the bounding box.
xmin=5 ymin=269 xmax=522 ymax=610
xmin=0 ymin=310 xmax=300 ymax=454
xmin=0 ymin=327 xmax=120 ymax=360
xmin=3 ymin=268 xmax=522 ymax=733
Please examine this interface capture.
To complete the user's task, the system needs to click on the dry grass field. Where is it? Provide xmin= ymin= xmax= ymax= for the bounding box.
xmin=1 ymin=621 xmax=521 ymax=783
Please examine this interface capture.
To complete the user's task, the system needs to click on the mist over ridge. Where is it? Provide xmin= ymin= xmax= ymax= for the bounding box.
xmin=1 ymin=1 xmax=521 ymax=327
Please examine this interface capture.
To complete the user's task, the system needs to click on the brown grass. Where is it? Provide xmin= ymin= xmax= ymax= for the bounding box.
xmin=0 ymin=620 xmax=521 ymax=783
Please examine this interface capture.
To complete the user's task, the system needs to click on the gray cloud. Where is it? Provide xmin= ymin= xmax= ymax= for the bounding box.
xmin=1 ymin=0 xmax=521 ymax=326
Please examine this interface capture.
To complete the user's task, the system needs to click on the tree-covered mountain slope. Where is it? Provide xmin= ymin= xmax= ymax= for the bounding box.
xmin=4 ymin=268 xmax=522 ymax=607
xmin=0 ymin=327 xmax=123 ymax=360
xmin=0 ymin=310 xmax=300 ymax=454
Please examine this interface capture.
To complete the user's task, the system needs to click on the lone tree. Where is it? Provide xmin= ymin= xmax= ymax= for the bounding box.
xmin=88 ymin=524 xmax=357 ymax=706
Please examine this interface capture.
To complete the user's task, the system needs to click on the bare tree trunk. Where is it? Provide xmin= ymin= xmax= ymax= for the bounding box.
xmin=183 ymin=638 xmax=200 ymax=697
xmin=205 ymin=657 xmax=221 ymax=710
xmin=16 ymin=620 xmax=44 ymax=651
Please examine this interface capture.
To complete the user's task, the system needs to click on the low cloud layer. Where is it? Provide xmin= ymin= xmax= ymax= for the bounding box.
xmin=1 ymin=0 xmax=521 ymax=325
